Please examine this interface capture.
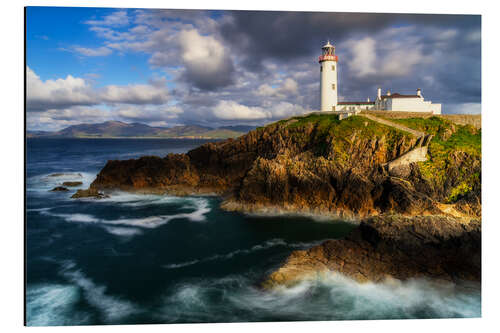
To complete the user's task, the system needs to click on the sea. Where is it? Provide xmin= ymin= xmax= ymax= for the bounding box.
xmin=26 ymin=138 xmax=481 ymax=326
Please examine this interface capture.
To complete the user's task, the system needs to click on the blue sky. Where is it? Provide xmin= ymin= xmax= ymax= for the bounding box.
xmin=27 ymin=7 xmax=156 ymax=86
xmin=26 ymin=7 xmax=481 ymax=131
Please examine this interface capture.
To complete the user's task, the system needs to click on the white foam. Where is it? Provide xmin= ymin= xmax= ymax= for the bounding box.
xmin=110 ymin=197 xmax=211 ymax=228
xmin=156 ymin=272 xmax=481 ymax=322
xmin=163 ymin=259 xmax=201 ymax=269
xmin=102 ymin=226 xmax=144 ymax=237
xmin=37 ymin=196 xmax=211 ymax=234
xmin=60 ymin=262 xmax=140 ymax=322
xmin=26 ymin=283 xmax=90 ymax=326
xmin=163 ymin=238 xmax=325 ymax=270
xmin=28 ymin=172 xmax=96 ymax=194
xmin=98 ymin=192 xmax=186 ymax=206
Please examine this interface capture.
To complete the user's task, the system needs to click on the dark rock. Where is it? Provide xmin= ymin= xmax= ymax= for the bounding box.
xmin=262 ymin=215 xmax=481 ymax=288
xmin=48 ymin=173 xmax=82 ymax=178
xmin=62 ymin=181 xmax=83 ymax=187
xmin=71 ymin=188 xmax=109 ymax=199
xmin=50 ymin=186 xmax=69 ymax=192
xmin=85 ymin=116 xmax=480 ymax=218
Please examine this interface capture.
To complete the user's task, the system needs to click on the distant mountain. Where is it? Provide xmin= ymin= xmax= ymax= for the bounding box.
xmin=27 ymin=121 xmax=250 ymax=139
xmin=219 ymin=125 xmax=256 ymax=132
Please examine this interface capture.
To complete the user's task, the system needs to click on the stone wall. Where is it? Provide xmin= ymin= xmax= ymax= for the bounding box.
xmin=386 ymin=146 xmax=428 ymax=172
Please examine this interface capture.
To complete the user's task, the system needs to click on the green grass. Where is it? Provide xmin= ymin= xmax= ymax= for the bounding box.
xmin=390 ymin=116 xmax=481 ymax=198
xmin=270 ymin=114 xmax=414 ymax=162
xmin=258 ymin=115 xmax=481 ymax=186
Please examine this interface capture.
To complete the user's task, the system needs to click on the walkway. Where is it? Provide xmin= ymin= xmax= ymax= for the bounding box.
xmin=359 ymin=113 xmax=426 ymax=137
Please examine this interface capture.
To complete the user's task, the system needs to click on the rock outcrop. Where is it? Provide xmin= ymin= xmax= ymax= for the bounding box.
xmin=71 ymin=188 xmax=109 ymax=199
xmin=88 ymin=115 xmax=481 ymax=219
xmin=62 ymin=181 xmax=83 ymax=187
xmin=80 ymin=114 xmax=481 ymax=285
xmin=262 ymin=215 xmax=481 ymax=288
xmin=50 ymin=186 xmax=69 ymax=192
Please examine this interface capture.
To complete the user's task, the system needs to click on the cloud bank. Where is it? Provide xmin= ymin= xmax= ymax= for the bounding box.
xmin=27 ymin=9 xmax=481 ymax=131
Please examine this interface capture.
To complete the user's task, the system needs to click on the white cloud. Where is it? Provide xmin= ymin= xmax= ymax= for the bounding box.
xmin=177 ymin=29 xmax=234 ymax=89
xmin=268 ymin=102 xmax=308 ymax=119
xmin=281 ymin=78 xmax=299 ymax=94
xmin=74 ymin=46 xmax=113 ymax=57
xmin=465 ymin=30 xmax=481 ymax=43
xmin=27 ymin=106 xmax=113 ymax=131
xmin=27 ymin=66 xmax=96 ymax=111
xmin=100 ymin=84 xmax=169 ymax=105
xmin=344 ymin=30 xmax=427 ymax=78
xmin=379 ymin=48 xmax=425 ymax=77
xmin=433 ymin=29 xmax=458 ymax=41
xmin=179 ymin=29 xmax=229 ymax=74
xmin=115 ymin=105 xmax=183 ymax=121
xmin=445 ymin=103 xmax=481 ymax=114
xmin=346 ymin=37 xmax=377 ymax=77
xmin=212 ymin=100 xmax=270 ymax=120
xmin=27 ymin=67 xmax=170 ymax=111
xmin=85 ymin=10 xmax=130 ymax=27
xmin=256 ymin=78 xmax=299 ymax=98
xmin=256 ymin=84 xmax=274 ymax=97
xmin=211 ymin=100 xmax=307 ymax=122
xmin=27 ymin=103 xmax=185 ymax=132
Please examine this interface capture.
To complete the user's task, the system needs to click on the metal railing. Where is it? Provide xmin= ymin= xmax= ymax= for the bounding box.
xmin=318 ymin=55 xmax=338 ymax=62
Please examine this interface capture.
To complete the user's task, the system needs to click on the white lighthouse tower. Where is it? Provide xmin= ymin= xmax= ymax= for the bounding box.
xmin=319 ymin=41 xmax=338 ymax=111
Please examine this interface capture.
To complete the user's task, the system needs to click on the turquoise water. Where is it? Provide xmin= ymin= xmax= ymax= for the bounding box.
xmin=26 ymin=138 xmax=481 ymax=326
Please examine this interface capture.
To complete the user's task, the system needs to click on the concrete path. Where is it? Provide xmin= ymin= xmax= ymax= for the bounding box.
xmin=358 ymin=113 xmax=433 ymax=170
xmin=360 ymin=113 xmax=426 ymax=137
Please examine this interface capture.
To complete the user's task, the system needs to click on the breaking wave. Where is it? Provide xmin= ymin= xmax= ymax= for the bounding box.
xmin=59 ymin=262 xmax=140 ymax=323
xmin=28 ymin=172 xmax=95 ymax=194
xmin=26 ymin=283 xmax=89 ymax=326
xmin=95 ymin=191 xmax=201 ymax=207
xmin=27 ymin=261 xmax=142 ymax=326
xmin=156 ymin=272 xmax=481 ymax=323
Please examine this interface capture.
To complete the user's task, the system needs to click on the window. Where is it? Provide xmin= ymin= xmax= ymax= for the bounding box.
xmin=332 ymin=65 xmax=335 ymax=71
xmin=320 ymin=66 xmax=323 ymax=72
xmin=332 ymin=84 xmax=335 ymax=90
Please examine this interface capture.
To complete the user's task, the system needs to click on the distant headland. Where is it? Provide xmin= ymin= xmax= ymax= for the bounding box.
xmin=27 ymin=121 xmax=254 ymax=139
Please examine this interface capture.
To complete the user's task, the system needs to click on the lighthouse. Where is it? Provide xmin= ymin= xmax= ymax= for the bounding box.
xmin=319 ymin=41 xmax=338 ymax=111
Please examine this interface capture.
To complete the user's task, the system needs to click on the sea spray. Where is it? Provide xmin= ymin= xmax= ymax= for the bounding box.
xmin=156 ymin=272 xmax=481 ymax=323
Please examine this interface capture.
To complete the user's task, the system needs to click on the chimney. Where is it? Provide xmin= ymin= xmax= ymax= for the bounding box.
xmin=367 ymin=97 xmax=370 ymax=102
xmin=377 ymin=87 xmax=381 ymax=99
xmin=417 ymin=88 xmax=422 ymax=97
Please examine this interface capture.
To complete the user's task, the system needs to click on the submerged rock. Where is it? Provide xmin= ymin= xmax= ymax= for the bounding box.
xmin=50 ymin=186 xmax=69 ymax=192
xmin=62 ymin=181 xmax=83 ymax=187
xmin=262 ymin=215 xmax=481 ymax=288
xmin=48 ymin=173 xmax=83 ymax=178
xmin=71 ymin=188 xmax=109 ymax=199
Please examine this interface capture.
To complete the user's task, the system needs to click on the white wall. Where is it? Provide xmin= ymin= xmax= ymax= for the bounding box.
xmin=320 ymin=60 xmax=338 ymax=111
xmin=375 ymin=97 xmax=441 ymax=114
xmin=337 ymin=104 xmax=374 ymax=111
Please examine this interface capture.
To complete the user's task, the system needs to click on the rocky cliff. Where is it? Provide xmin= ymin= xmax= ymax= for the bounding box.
xmin=89 ymin=114 xmax=481 ymax=219
xmin=83 ymin=113 xmax=481 ymax=285
xmin=262 ymin=215 xmax=481 ymax=288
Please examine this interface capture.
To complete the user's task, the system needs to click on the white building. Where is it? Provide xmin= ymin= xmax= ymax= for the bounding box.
xmin=319 ymin=41 xmax=338 ymax=111
xmin=373 ymin=88 xmax=441 ymax=114
xmin=318 ymin=42 xmax=441 ymax=115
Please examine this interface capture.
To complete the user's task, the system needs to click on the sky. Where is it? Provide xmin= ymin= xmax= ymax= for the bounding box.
xmin=26 ymin=7 xmax=481 ymax=131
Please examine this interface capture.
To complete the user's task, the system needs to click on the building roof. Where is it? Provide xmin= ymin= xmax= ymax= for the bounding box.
xmin=381 ymin=93 xmax=421 ymax=100
xmin=338 ymin=101 xmax=375 ymax=105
